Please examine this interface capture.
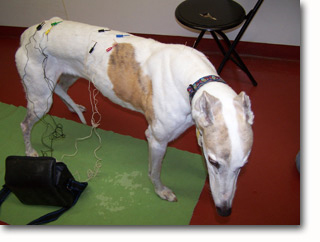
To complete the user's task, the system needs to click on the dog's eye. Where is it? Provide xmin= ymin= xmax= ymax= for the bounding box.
xmin=208 ymin=157 xmax=220 ymax=169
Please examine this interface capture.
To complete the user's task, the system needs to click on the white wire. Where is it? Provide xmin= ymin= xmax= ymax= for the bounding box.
xmin=60 ymin=32 xmax=103 ymax=182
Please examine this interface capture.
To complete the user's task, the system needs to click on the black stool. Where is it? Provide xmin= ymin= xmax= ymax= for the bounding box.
xmin=175 ymin=0 xmax=264 ymax=86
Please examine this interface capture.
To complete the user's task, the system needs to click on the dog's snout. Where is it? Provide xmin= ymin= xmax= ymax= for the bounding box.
xmin=216 ymin=205 xmax=232 ymax=217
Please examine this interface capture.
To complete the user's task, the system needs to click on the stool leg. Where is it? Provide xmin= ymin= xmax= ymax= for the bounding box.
xmin=216 ymin=30 xmax=257 ymax=86
xmin=193 ymin=30 xmax=206 ymax=48
xmin=211 ymin=31 xmax=243 ymax=73
xmin=214 ymin=0 xmax=263 ymax=86
xmin=210 ymin=31 xmax=227 ymax=55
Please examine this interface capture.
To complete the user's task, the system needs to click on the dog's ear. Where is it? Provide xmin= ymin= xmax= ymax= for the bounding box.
xmin=234 ymin=91 xmax=254 ymax=125
xmin=194 ymin=91 xmax=221 ymax=127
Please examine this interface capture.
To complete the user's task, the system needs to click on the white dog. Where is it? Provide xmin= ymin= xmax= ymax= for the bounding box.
xmin=15 ymin=18 xmax=254 ymax=217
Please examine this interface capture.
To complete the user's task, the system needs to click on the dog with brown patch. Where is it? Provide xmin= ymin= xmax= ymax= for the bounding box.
xmin=16 ymin=18 xmax=254 ymax=217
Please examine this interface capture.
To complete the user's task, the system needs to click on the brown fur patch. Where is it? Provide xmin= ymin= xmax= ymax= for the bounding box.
xmin=204 ymin=109 xmax=231 ymax=163
xmin=197 ymin=92 xmax=232 ymax=163
xmin=107 ymin=43 xmax=154 ymax=124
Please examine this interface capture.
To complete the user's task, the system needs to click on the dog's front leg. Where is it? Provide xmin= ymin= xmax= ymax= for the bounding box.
xmin=146 ymin=129 xmax=177 ymax=202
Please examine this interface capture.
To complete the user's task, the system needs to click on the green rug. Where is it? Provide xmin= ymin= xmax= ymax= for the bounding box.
xmin=0 ymin=102 xmax=206 ymax=225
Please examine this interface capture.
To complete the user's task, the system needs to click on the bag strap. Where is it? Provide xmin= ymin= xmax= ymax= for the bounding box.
xmin=0 ymin=180 xmax=87 ymax=225
xmin=0 ymin=185 xmax=11 ymax=206
xmin=28 ymin=179 xmax=88 ymax=225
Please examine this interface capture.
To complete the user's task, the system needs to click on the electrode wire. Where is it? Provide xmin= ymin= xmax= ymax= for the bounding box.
xmin=21 ymin=25 xmax=65 ymax=157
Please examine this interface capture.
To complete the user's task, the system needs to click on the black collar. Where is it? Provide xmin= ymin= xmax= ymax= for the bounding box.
xmin=187 ymin=75 xmax=226 ymax=103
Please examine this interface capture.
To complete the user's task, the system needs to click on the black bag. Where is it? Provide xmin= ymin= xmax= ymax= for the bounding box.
xmin=0 ymin=156 xmax=88 ymax=225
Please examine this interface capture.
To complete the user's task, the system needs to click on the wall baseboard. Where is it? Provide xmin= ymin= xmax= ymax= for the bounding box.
xmin=0 ymin=26 xmax=299 ymax=61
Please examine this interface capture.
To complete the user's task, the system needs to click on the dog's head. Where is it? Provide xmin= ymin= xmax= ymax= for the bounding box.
xmin=192 ymin=91 xmax=254 ymax=217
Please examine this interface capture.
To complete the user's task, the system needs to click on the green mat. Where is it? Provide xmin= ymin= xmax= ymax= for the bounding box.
xmin=0 ymin=102 xmax=206 ymax=225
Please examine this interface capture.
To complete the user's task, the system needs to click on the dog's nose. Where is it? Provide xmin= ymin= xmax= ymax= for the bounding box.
xmin=216 ymin=206 xmax=232 ymax=217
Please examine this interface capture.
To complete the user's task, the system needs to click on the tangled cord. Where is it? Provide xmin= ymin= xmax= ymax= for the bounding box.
xmin=21 ymin=24 xmax=65 ymax=157
xmin=22 ymin=21 xmax=104 ymax=181
xmin=60 ymin=81 xmax=103 ymax=182
xmin=60 ymin=35 xmax=104 ymax=182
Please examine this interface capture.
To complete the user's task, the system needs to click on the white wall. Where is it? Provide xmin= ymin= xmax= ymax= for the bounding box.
xmin=0 ymin=0 xmax=300 ymax=46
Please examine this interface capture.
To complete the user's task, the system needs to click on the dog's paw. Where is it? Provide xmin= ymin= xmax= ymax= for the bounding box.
xmin=156 ymin=186 xmax=177 ymax=202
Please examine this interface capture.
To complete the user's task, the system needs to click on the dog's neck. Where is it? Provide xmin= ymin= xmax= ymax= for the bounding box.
xmin=188 ymin=75 xmax=235 ymax=110
xmin=189 ymin=79 xmax=238 ymax=124
xmin=187 ymin=75 xmax=227 ymax=104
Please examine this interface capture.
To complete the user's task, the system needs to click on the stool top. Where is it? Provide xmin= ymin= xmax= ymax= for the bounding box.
xmin=175 ymin=0 xmax=246 ymax=31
